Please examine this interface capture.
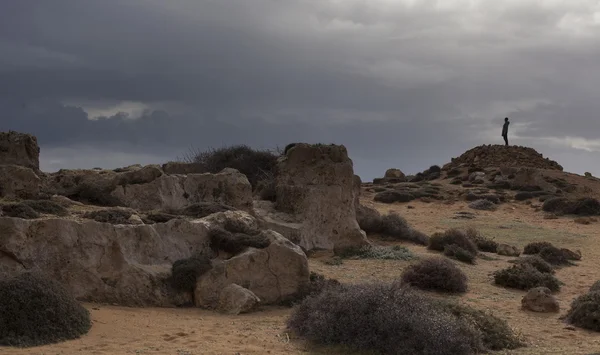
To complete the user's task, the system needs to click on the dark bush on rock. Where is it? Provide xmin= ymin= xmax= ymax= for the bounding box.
xmin=83 ymin=209 xmax=132 ymax=224
xmin=222 ymin=216 xmax=260 ymax=236
xmin=209 ymin=227 xmax=270 ymax=255
xmin=568 ymin=198 xmax=600 ymax=216
xmin=380 ymin=212 xmax=429 ymax=245
xmin=0 ymin=272 xmax=91 ymax=347
xmin=170 ymin=255 xmax=213 ymax=292
xmin=469 ymin=199 xmax=497 ymax=211
xmin=539 ymin=246 xmax=571 ymax=266
xmin=1 ymin=203 xmax=39 ymax=219
xmin=356 ymin=204 xmax=383 ymax=234
xmin=509 ymin=255 xmax=554 ymax=274
xmin=176 ymin=202 xmax=236 ymax=218
xmin=444 ymin=244 xmax=476 ymax=264
xmin=494 ymin=264 xmax=561 ymax=292
xmin=255 ymin=178 xmax=276 ymax=201
xmin=144 ymin=212 xmax=179 ymax=224
xmin=565 ymin=291 xmax=600 ymax=332
xmin=428 ymin=229 xmax=478 ymax=255
xmin=190 ymin=144 xmax=278 ymax=189
xmin=523 ymin=241 xmax=555 ymax=255
xmin=402 ymin=257 xmax=468 ymax=293
xmin=21 ymin=200 xmax=68 ymax=216
xmin=288 ymin=282 xmax=521 ymax=354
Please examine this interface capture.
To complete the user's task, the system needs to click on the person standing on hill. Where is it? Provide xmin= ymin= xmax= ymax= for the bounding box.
xmin=502 ymin=117 xmax=510 ymax=146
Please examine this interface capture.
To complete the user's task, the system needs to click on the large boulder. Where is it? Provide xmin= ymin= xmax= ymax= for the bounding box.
xmin=384 ymin=168 xmax=405 ymax=179
xmin=0 ymin=131 xmax=40 ymax=170
xmin=0 ymin=217 xmax=210 ymax=306
xmin=273 ymin=143 xmax=369 ymax=253
xmin=521 ymin=287 xmax=560 ymax=313
xmin=217 ymin=283 xmax=261 ymax=315
xmin=111 ymin=168 xmax=252 ymax=211
xmin=0 ymin=165 xmax=40 ymax=199
xmin=195 ymin=230 xmax=309 ymax=308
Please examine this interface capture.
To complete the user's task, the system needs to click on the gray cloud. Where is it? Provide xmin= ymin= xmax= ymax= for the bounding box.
xmin=2 ymin=0 xmax=600 ymax=179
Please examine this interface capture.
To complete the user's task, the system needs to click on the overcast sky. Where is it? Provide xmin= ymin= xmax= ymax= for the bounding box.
xmin=2 ymin=0 xmax=600 ymax=180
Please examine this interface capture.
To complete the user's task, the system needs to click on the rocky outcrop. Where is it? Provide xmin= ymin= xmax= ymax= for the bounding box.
xmin=443 ymin=145 xmax=563 ymax=172
xmin=194 ymin=230 xmax=309 ymax=307
xmin=522 ymin=287 xmax=560 ymax=312
xmin=273 ymin=143 xmax=369 ymax=253
xmin=0 ymin=131 xmax=40 ymax=170
xmin=0 ymin=217 xmax=209 ymax=306
xmin=162 ymin=162 xmax=204 ymax=175
xmin=385 ymin=168 xmax=405 ymax=179
xmin=217 ymin=284 xmax=261 ymax=315
xmin=0 ymin=165 xmax=41 ymax=199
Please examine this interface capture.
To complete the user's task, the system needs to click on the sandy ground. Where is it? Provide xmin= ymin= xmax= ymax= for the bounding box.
xmin=4 ymin=196 xmax=600 ymax=355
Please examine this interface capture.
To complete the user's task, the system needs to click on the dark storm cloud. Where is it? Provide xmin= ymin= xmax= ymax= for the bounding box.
xmin=1 ymin=0 xmax=600 ymax=178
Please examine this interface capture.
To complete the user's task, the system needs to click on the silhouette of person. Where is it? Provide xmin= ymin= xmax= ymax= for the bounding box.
xmin=502 ymin=117 xmax=510 ymax=146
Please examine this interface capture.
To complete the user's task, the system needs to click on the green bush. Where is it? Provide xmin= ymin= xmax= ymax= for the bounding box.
xmin=402 ymin=257 xmax=468 ymax=293
xmin=340 ymin=245 xmax=414 ymax=261
xmin=0 ymin=272 xmax=91 ymax=347
xmin=493 ymin=264 xmax=561 ymax=292
xmin=1 ymin=203 xmax=39 ymax=219
xmin=21 ymin=200 xmax=68 ymax=216
xmin=444 ymin=244 xmax=476 ymax=264
xmin=380 ymin=212 xmax=429 ymax=245
xmin=170 ymin=255 xmax=213 ymax=292
xmin=356 ymin=204 xmax=383 ymax=234
xmin=565 ymin=291 xmax=600 ymax=332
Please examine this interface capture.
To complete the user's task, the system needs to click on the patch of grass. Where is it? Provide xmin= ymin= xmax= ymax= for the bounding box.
xmin=340 ymin=245 xmax=415 ymax=261
xmin=1 ymin=203 xmax=39 ymax=219
xmin=465 ymin=228 xmax=498 ymax=253
xmin=0 ymin=271 xmax=91 ymax=347
xmin=402 ymin=257 xmax=468 ymax=293
xmin=170 ymin=254 xmax=213 ymax=292
xmin=21 ymin=200 xmax=68 ymax=216
xmin=565 ymin=291 xmax=600 ymax=332
xmin=493 ymin=264 xmax=561 ymax=292
xmin=323 ymin=257 xmax=344 ymax=266
xmin=539 ymin=246 xmax=572 ymax=266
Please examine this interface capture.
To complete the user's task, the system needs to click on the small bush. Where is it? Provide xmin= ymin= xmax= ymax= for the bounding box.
xmin=465 ymin=228 xmax=498 ymax=253
xmin=374 ymin=191 xmax=415 ymax=203
xmin=402 ymin=257 xmax=468 ymax=293
xmin=175 ymin=202 xmax=236 ymax=218
xmin=356 ymin=204 xmax=383 ymax=234
xmin=469 ymin=199 xmax=497 ymax=211
xmin=190 ymin=145 xmax=278 ymax=189
xmin=21 ymin=200 xmax=68 ymax=216
xmin=539 ymin=246 xmax=571 ymax=266
xmin=288 ymin=282 xmax=482 ymax=354
xmin=145 ymin=212 xmax=178 ymax=224
xmin=0 ymin=272 xmax=91 ymax=347
xmin=281 ymin=272 xmax=341 ymax=307
xmin=523 ymin=241 xmax=554 ymax=255
xmin=568 ymin=198 xmax=600 ymax=216
xmin=494 ymin=264 xmax=561 ymax=292
xmin=565 ymin=291 xmax=600 ymax=331
xmin=170 ymin=255 xmax=213 ymax=292
xmin=428 ymin=228 xmax=478 ymax=255
xmin=380 ymin=212 xmax=429 ymax=245
xmin=444 ymin=244 xmax=476 ymax=264
xmin=589 ymin=280 xmax=600 ymax=293
xmin=510 ymin=255 xmax=554 ymax=274
xmin=340 ymin=245 xmax=414 ymax=261
xmin=209 ymin=227 xmax=271 ymax=255
xmin=1 ymin=203 xmax=39 ymax=219
xmin=71 ymin=180 xmax=121 ymax=207
xmin=83 ymin=209 xmax=132 ymax=224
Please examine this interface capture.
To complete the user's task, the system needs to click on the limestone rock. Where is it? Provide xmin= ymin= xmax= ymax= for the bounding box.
xmin=274 ymin=143 xmax=369 ymax=253
xmin=0 ymin=217 xmax=210 ymax=306
xmin=117 ymin=165 xmax=163 ymax=185
xmin=253 ymin=200 xmax=302 ymax=245
xmin=0 ymin=165 xmax=40 ymax=199
xmin=353 ymin=174 xmax=362 ymax=209
xmin=195 ymin=230 xmax=309 ymax=308
xmin=50 ymin=194 xmax=84 ymax=207
xmin=384 ymin=168 xmax=405 ymax=179
xmin=0 ymin=131 xmax=40 ymax=170
xmin=522 ymin=287 xmax=560 ymax=313
xmin=497 ymin=243 xmax=521 ymax=257
xmin=111 ymin=168 xmax=253 ymax=211
xmin=217 ymin=284 xmax=260 ymax=315
xmin=162 ymin=162 xmax=205 ymax=175
xmin=127 ymin=214 xmax=145 ymax=225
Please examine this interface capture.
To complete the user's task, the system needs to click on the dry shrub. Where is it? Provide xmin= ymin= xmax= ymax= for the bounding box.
xmin=281 ymin=272 xmax=342 ymax=307
xmin=189 ymin=145 xmax=278 ymax=189
xmin=444 ymin=244 xmax=476 ymax=264
xmin=565 ymin=291 xmax=600 ymax=332
xmin=465 ymin=228 xmax=498 ymax=253
xmin=380 ymin=212 xmax=429 ymax=245
xmin=374 ymin=191 xmax=415 ymax=203
xmin=21 ymin=200 xmax=68 ymax=216
xmin=70 ymin=180 xmax=121 ymax=207
xmin=510 ymin=255 xmax=554 ymax=274
xmin=83 ymin=209 xmax=132 ymax=224
xmin=356 ymin=204 xmax=383 ymax=234
xmin=428 ymin=228 xmax=478 ymax=255
xmin=208 ymin=227 xmax=270 ymax=255
xmin=469 ymin=199 xmax=497 ymax=211
xmin=493 ymin=264 xmax=561 ymax=292
xmin=402 ymin=257 xmax=468 ymax=293
xmin=222 ymin=216 xmax=260 ymax=236
xmin=339 ymin=245 xmax=414 ymax=261
xmin=144 ymin=212 xmax=178 ymax=224
xmin=170 ymin=254 xmax=213 ymax=292
xmin=1 ymin=203 xmax=39 ymax=219
xmin=0 ymin=272 xmax=91 ymax=347
xmin=539 ymin=246 xmax=572 ymax=266
xmin=288 ymin=282 xmax=521 ymax=354
xmin=574 ymin=217 xmax=593 ymax=225
xmin=523 ymin=241 xmax=554 ymax=255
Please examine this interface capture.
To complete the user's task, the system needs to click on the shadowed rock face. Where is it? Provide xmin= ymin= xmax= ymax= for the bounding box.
xmin=0 ymin=131 xmax=40 ymax=170
xmin=273 ymin=143 xmax=369 ymax=253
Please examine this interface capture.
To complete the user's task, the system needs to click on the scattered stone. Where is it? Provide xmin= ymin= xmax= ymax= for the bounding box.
xmin=217 ymin=284 xmax=261 ymax=315
xmin=521 ymin=287 xmax=560 ymax=313
xmin=497 ymin=244 xmax=521 ymax=257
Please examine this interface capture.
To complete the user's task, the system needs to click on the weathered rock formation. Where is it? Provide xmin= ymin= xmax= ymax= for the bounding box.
xmin=0 ymin=131 xmax=40 ymax=170
xmin=265 ymin=143 xmax=369 ymax=253
xmin=521 ymin=287 xmax=560 ymax=312
xmin=217 ymin=283 xmax=261 ymax=315
xmin=0 ymin=165 xmax=41 ymax=199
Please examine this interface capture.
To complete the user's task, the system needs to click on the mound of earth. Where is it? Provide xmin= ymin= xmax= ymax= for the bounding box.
xmin=443 ymin=145 xmax=563 ymax=172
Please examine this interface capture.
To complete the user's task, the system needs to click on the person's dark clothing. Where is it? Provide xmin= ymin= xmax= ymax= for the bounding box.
xmin=502 ymin=121 xmax=509 ymax=146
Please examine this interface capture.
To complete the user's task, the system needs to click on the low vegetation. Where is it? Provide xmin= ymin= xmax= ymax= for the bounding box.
xmin=21 ymin=200 xmax=68 ymax=216
xmin=0 ymin=272 xmax=91 ymax=347
xmin=401 ymin=257 xmax=468 ymax=293
xmin=428 ymin=229 xmax=478 ymax=263
xmin=169 ymin=254 xmax=213 ymax=292
xmin=465 ymin=228 xmax=498 ymax=253
xmin=208 ymin=227 xmax=270 ymax=255
xmin=523 ymin=241 xmax=555 ymax=255
xmin=493 ymin=264 xmax=561 ymax=292
xmin=287 ymin=281 xmax=522 ymax=355
xmin=539 ymin=246 xmax=572 ymax=266
xmin=444 ymin=244 xmax=476 ymax=264
xmin=565 ymin=290 xmax=600 ymax=332
xmin=340 ymin=245 xmax=415 ymax=261
xmin=174 ymin=202 xmax=236 ymax=218
xmin=355 ymin=207 xmax=428 ymax=245
xmin=83 ymin=209 xmax=132 ymax=224
xmin=0 ymin=203 xmax=39 ymax=219
xmin=282 ymin=272 xmax=342 ymax=307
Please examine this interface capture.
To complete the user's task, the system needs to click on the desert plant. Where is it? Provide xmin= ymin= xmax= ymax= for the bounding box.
xmin=465 ymin=228 xmax=498 ymax=253
xmin=1 ymin=203 xmax=39 ymax=219
xmin=82 ymin=209 xmax=132 ymax=224
xmin=380 ymin=212 xmax=429 ymax=245
xmin=402 ymin=257 xmax=468 ymax=293
xmin=493 ymin=264 xmax=561 ymax=292
xmin=428 ymin=228 xmax=478 ymax=255
xmin=170 ymin=254 xmax=213 ymax=292
xmin=187 ymin=145 xmax=278 ymax=189
xmin=568 ymin=198 xmax=600 ymax=216
xmin=208 ymin=227 xmax=270 ymax=255
xmin=356 ymin=204 xmax=383 ymax=234
xmin=523 ymin=241 xmax=555 ymax=255
xmin=21 ymin=200 xmax=68 ymax=216
xmin=539 ymin=246 xmax=571 ymax=266
xmin=468 ymin=199 xmax=497 ymax=211
xmin=281 ymin=271 xmax=341 ymax=307
xmin=509 ymin=255 xmax=554 ymax=274
xmin=565 ymin=291 xmax=600 ymax=332
xmin=444 ymin=244 xmax=476 ymax=264
xmin=0 ymin=272 xmax=91 ymax=347
xmin=144 ymin=212 xmax=179 ymax=224
xmin=340 ymin=245 xmax=414 ymax=261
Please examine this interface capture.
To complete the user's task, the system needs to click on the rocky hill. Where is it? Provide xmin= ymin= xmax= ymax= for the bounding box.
xmin=442 ymin=145 xmax=563 ymax=172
